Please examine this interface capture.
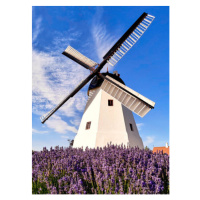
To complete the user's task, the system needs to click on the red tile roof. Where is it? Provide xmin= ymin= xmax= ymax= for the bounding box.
xmin=153 ymin=146 xmax=170 ymax=155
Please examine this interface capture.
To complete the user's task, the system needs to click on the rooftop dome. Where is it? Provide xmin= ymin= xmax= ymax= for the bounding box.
xmin=88 ymin=72 xmax=125 ymax=95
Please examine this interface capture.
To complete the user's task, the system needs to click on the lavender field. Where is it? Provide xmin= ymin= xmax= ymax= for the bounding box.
xmin=32 ymin=145 xmax=169 ymax=194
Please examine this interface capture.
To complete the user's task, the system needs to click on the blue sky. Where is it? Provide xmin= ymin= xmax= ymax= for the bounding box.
xmin=32 ymin=6 xmax=169 ymax=151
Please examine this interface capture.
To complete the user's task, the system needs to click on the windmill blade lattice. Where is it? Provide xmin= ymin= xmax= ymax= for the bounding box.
xmin=100 ymin=76 xmax=155 ymax=117
xmin=62 ymin=46 xmax=98 ymax=71
xmin=104 ymin=13 xmax=155 ymax=67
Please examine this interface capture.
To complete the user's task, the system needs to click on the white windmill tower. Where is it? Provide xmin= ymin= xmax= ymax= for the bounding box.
xmin=40 ymin=12 xmax=156 ymax=149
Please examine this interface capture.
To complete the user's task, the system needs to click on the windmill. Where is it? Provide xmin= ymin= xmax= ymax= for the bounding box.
xmin=40 ymin=12 xmax=156 ymax=149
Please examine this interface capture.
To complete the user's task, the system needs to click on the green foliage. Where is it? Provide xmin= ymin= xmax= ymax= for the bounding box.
xmin=145 ymin=146 xmax=150 ymax=151
xmin=32 ymin=180 xmax=49 ymax=194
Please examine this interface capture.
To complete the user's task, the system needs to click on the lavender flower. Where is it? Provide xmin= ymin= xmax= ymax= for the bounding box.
xmin=32 ymin=144 xmax=169 ymax=194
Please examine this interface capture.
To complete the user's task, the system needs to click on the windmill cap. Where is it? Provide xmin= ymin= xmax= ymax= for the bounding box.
xmin=113 ymin=71 xmax=118 ymax=76
xmin=88 ymin=72 xmax=125 ymax=95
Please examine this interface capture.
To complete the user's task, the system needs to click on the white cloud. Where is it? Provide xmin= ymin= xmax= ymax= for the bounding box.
xmin=143 ymin=136 xmax=155 ymax=147
xmin=61 ymin=135 xmax=69 ymax=139
xmin=32 ymin=38 xmax=89 ymax=134
xmin=91 ymin=15 xmax=117 ymax=72
xmin=45 ymin=115 xmax=77 ymax=134
xmin=32 ymin=17 xmax=42 ymax=43
xmin=92 ymin=23 xmax=115 ymax=61
xmin=70 ymin=118 xmax=81 ymax=127
xmin=32 ymin=128 xmax=48 ymax=134
xmin=32 ymin=48 xmax=88 ymax=116
xmin=136 ymin=123 xmax=144 ymax=131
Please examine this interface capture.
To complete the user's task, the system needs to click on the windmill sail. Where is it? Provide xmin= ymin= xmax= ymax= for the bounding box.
xmin=100 ymin=76 xmax=155 ymax=117
xmin=41 ymin=12 xmax=156 ymax=124
xmin=62 ymin=46 xmax=98 ymax=70
xmin=40 ymin=72 xmax=96 ymax=124
xmin=103 ymin=12 xmax=155 ymax=67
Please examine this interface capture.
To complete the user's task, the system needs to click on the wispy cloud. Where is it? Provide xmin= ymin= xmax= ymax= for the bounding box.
xmin=70 ymin=118 xmax=81 ymax=127
xmin=61 ymin=135 xmax=70 ymax=139
xmin=46 ymin=29 xmax=83 ymax=56
xmin=32 ymin=41 xmax=88 ymax=117
xmin=143 ymin=136 xmax=155 ymax=147
xmin=32 ymin=23 xmax=89 ymax=134
xmin=32 ymin=128 xmax=48 ymax=134
xmin=32 ymin=17 xmax=42 ymax=43
xmin=91 ymin=10 xmax=117 ymax=71
xmin=136 ymin=123 xmax=144 ymax=131
xmin=32 ymin=52 xmax=84 ymax=132
xmin=92 ymin=23 xmax=115 ymax=61
xmin=45 ymin=115 xmax=77 ymax=134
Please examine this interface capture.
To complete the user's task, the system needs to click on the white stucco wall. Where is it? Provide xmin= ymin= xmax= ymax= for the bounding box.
xmin=73 ymin=88 xmax=144 ymax=149
xmin=73 ymin=88 xmax=101 ymax=149
xmin=96 ymin=90 xmax=129 ymax=147
xmin=122 ymin=105 xmax=144 ymax=149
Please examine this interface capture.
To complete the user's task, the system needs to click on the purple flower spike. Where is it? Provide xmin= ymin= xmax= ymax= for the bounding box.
xmin=32 ymin=145 xmax=169 ymax=194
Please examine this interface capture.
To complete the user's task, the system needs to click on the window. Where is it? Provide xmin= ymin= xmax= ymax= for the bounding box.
xmin=108 ymin=99 xmax=113 ymax=106
xmin=86 ymin=121 xmax=91 ymax=130
xmin=130 ymin=123 xmax=133 ymax=131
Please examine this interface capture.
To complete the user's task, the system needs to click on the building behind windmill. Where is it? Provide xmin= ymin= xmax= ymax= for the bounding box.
xmin=153 ymin=143 xmax=170 ymax=155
